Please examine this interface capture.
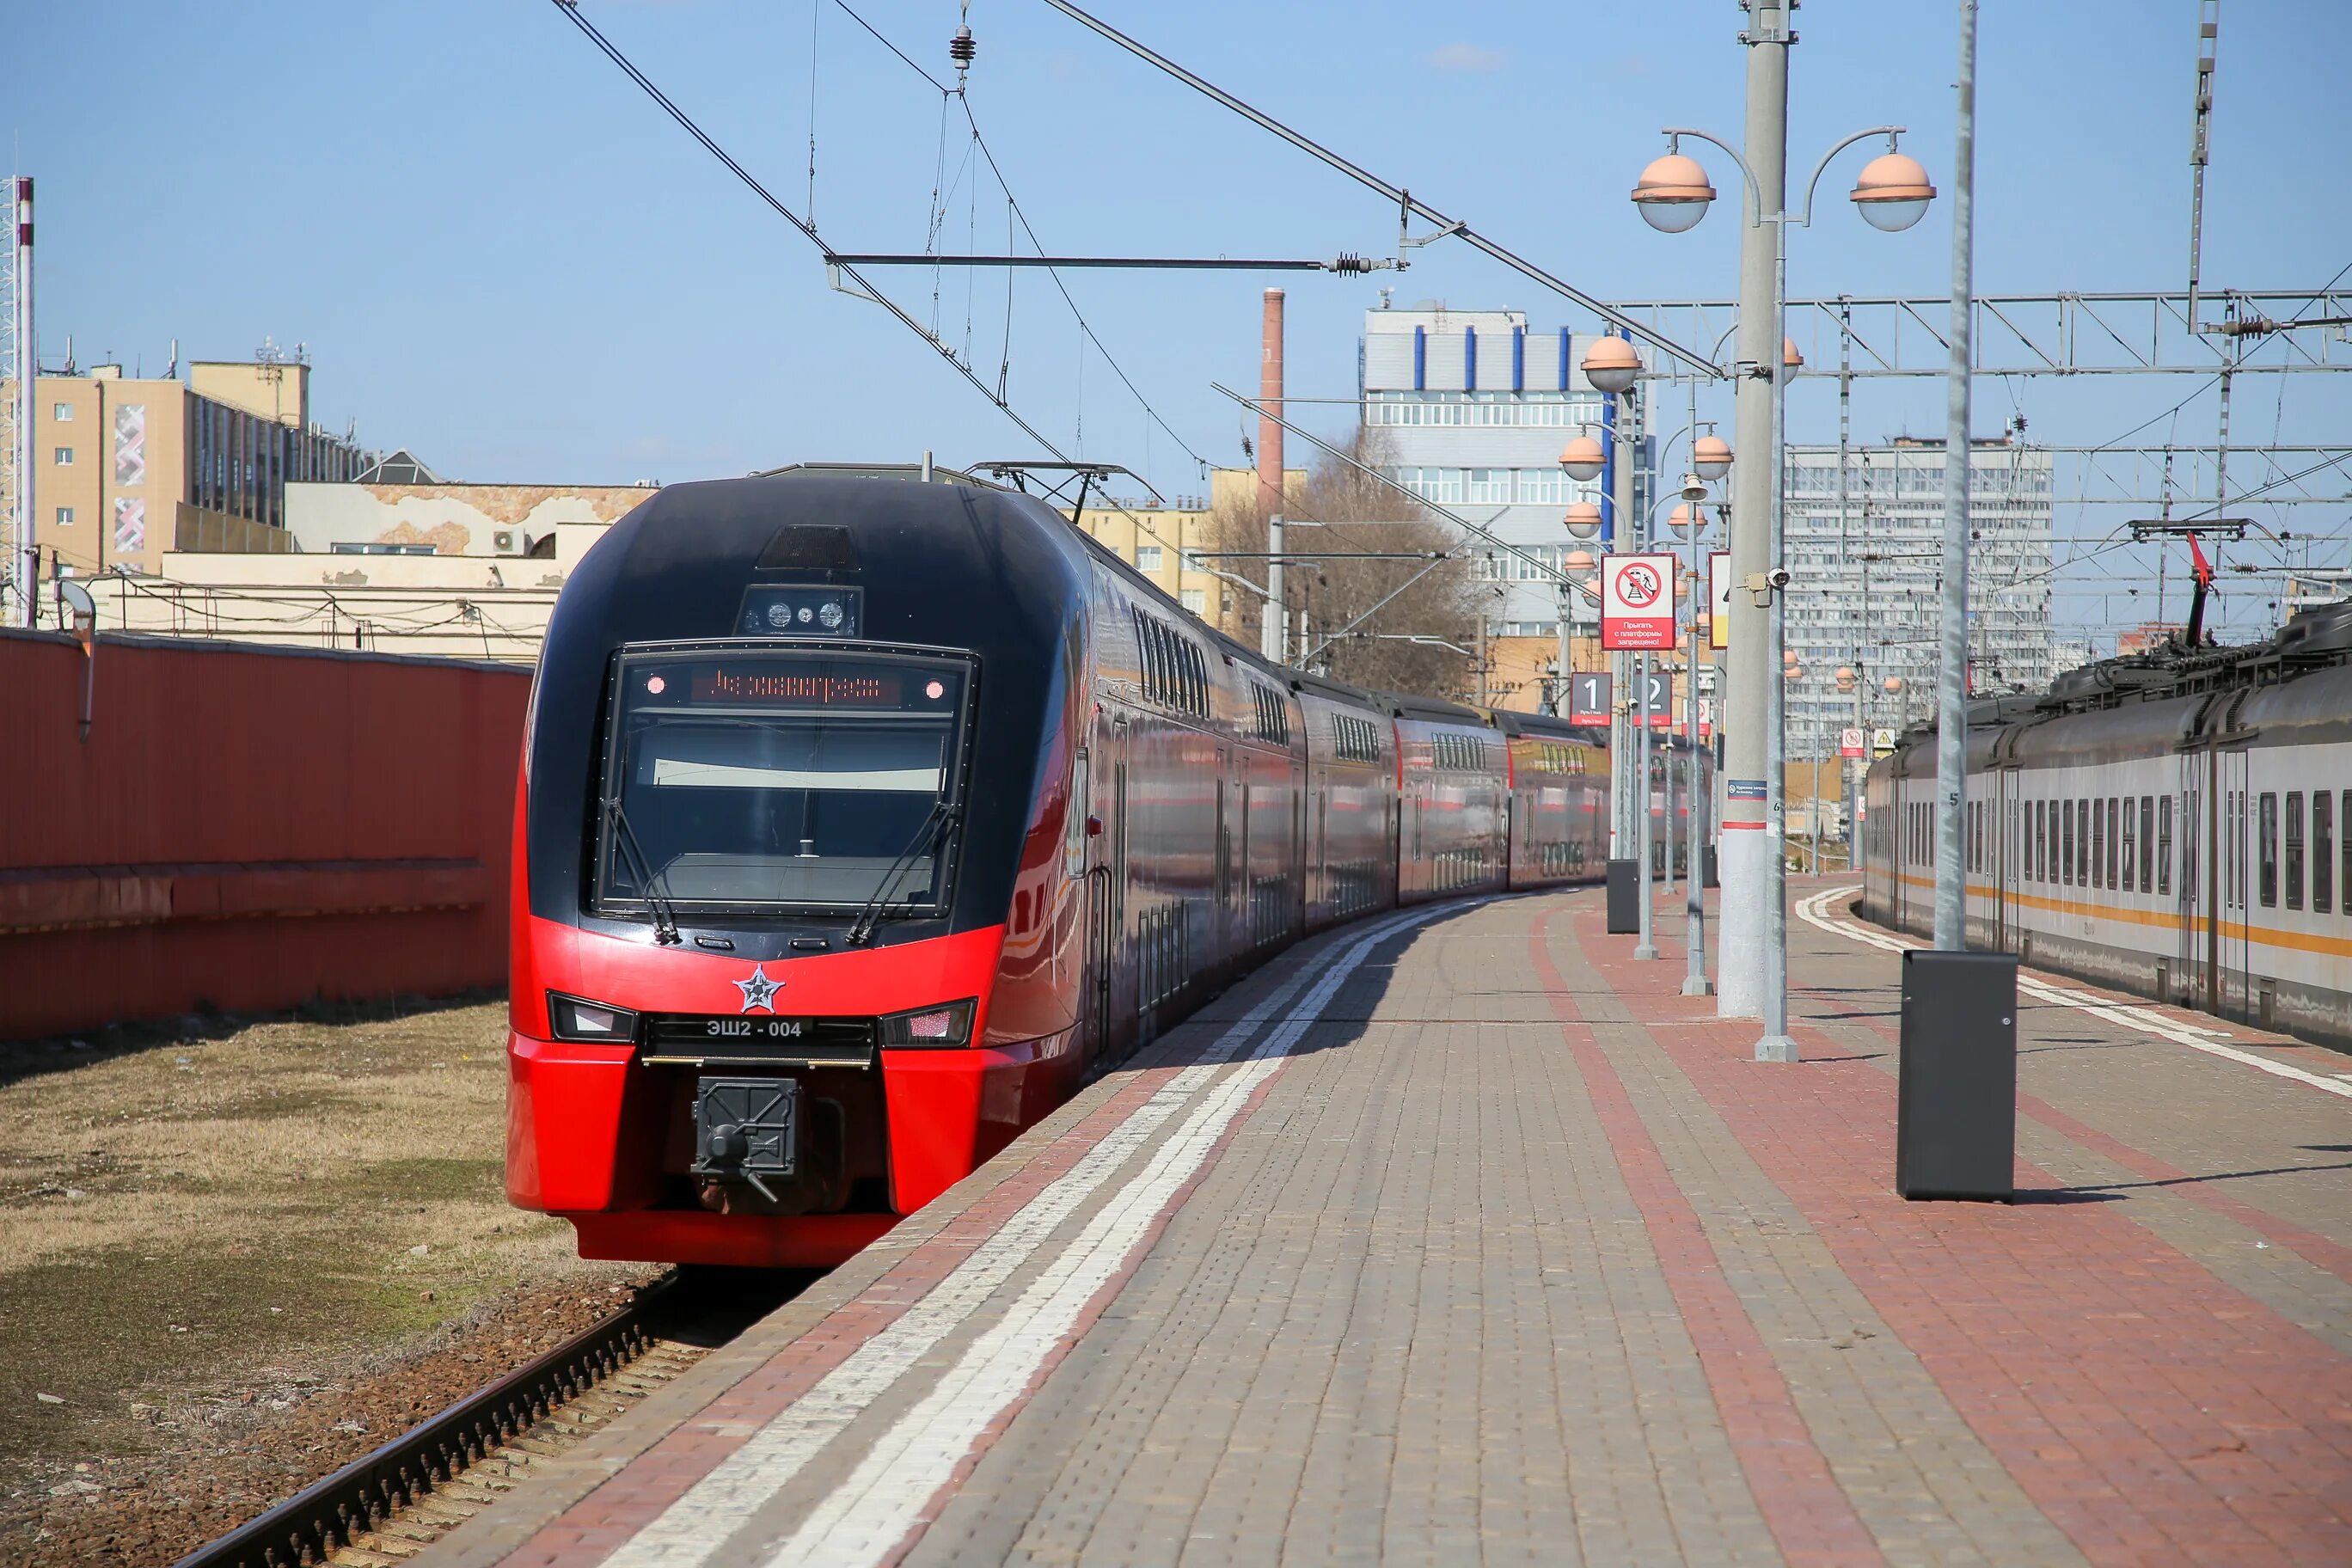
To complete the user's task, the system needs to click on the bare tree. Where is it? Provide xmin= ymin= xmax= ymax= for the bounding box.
xmin=1208 ymin=432 xmax=1485 ymax=701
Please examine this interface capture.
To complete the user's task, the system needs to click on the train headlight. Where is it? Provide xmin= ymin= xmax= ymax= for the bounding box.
xmin=818 ymin=599 xmax=845 ymax=630
xmin=548 ymin=993 xmax=640 ymax=1044
xmin=876 ymin=998 xmax=975 ymax=1048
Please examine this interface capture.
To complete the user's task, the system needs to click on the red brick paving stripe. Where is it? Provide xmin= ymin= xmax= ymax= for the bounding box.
xmin=1530 ymin=916 xmax=1888 ymax=1568
xmin=1792 ymin=932 xmax=2352 ymax=1289
xmin=1587 ymin=903 xmax=2352 ymax=1566
xmin=2012 ymin=1090 xmax=2352 ymax=1285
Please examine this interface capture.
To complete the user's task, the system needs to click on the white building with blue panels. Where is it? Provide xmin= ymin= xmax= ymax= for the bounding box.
xmin=1361 ymin=306 xmax=1649 ymax=636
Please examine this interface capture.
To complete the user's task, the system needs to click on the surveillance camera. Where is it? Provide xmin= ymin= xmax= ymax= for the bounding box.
xmin=1766 ymin=567 xmax=1792 ymax=590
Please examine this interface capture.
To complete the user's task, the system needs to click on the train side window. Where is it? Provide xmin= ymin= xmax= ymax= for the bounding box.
xmin=2119 ymin=801 xmax=2135 ymax=892
xmin=2060 ymin=801 xmax=2073 ymax=885
xmin=2158 ymin=796 xmax=2173 ymax=897
xmin=2342 ymin=789 xmax=2351 ymax=917
xmin=2318 ymin=792 xmax=2336 ymax=915
xmin=2105 ymin=798 xmax=2119 ymax=889
xmin=2079 ymin=799 xmax=2092 ymax=885
xmin=2285 ymin=792 xmax=2304 ymax=912
xmin=2091 ymin=800 xmax=2104 ymax=890
xmin=2032 ymin=800 xmax=2044 ymax=880
xmin=2140 ymin=796 xmax=2154 ymax=892
xmin=2257 ymin=791 xmax=2277 ymax=909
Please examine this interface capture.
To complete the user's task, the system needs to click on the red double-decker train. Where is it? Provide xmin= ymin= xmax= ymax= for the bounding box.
xmin=507 ymin=467 xmax=1663 ymax=1267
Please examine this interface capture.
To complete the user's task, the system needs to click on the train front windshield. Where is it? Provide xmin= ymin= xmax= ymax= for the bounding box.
xmin=596 ymin=650 xmax=972 ymax=916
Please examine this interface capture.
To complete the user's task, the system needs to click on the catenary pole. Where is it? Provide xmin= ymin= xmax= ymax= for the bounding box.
xmin=1721 ymin=0 xmax=1791 ymax=1029
xmin=1757 ymin=168 xmax=1798 ymax=1061
xmin=1721 ymin=0 xmax=1787 ymax=1025
xmin=10 ymin=177 xmax=32 ymax=628
xmin=1932 ymin=1 xmax=1979 ymax=950
xmin=1683 ymin=378 xmax=1713 ymax=995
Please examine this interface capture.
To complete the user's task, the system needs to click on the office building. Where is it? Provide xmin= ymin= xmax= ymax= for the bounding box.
xmin=1356 ymin=305 xmax=1658 ymax=709
xmin=1781 ymin=435 xmax=2055 ymax=750
xmin=30 ymin=352 xmax=371 ymax=579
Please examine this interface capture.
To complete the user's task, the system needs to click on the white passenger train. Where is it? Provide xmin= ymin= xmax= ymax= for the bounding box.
xmin=1859 ymin=602 xmax=2352 ymax=1050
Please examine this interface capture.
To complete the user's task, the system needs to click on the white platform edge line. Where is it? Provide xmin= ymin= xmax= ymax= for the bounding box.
xmin=599 ymin=902 xmax=1448 ymax=1568
xmin=763 ymin=908 xmax=1442 ymax=1566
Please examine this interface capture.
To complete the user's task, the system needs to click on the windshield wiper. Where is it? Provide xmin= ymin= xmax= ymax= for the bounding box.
xmin=846 ymin=800 xmax=959 ymax=946
xmin=603 ymin=795 xmax=683 ymax=946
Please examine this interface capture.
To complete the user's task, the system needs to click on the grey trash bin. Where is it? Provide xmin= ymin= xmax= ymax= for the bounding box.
xmin=1606 ymin=859 xmax=1640 ymax=934
xmin=1896 ymin=949 xmax=2018 ymax=1201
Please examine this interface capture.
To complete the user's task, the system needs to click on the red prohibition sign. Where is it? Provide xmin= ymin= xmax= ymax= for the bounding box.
xmin=1618 ymin=562 xmax=1663 ymax=608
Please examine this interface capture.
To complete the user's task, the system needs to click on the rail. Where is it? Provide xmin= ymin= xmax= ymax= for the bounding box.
xmin=168 ymin=1275 xmax=673 ymax=1568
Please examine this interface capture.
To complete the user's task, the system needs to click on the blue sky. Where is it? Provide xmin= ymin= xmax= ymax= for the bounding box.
xmin=14 ymin=1 xmax=2350 ymax=639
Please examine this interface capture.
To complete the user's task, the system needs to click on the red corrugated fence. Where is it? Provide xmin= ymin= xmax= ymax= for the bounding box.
xmin=0 ymin=628 xmax=530 ymax=1040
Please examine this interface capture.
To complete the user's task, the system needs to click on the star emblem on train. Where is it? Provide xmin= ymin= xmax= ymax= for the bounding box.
xmin=733 ymin=964 xmax=783 ymax=1014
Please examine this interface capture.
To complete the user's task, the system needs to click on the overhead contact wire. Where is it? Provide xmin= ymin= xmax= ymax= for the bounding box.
xmin=548 ymin=0 xmax=1069 ymax=460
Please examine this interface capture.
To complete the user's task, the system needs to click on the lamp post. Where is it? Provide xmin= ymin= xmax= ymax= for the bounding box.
xmin=1630 ymin=100 xmax=1934 ymax=1061
xmin=1668 ymin=463 xmax=1724 ymax=996
xmin=1575 ymin=339 xmax=1645 ymax=867
xmin=1623 ymin=420 xmax=1723 ymax=955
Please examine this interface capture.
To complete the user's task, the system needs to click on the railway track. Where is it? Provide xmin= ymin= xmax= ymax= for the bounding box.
xmin=168 ymin=1268 xmax=808 ymax=1568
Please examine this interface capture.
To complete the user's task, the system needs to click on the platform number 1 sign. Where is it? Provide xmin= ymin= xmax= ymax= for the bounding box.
xmin=1567 ymin=671 xmax=1613 ymax=726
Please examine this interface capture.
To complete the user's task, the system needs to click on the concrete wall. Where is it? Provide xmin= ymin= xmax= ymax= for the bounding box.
xmin=285 ymin=481 xmax=657 ymax=556
xmin=0 ymin=628 xmax=530 ymax=1040
xmin=81 ymin=521 xmax=614 ymax=662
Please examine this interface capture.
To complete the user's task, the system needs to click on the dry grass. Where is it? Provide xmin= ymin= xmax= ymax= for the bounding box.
xmin=0 ymin=998 xmax=642 ymax=1487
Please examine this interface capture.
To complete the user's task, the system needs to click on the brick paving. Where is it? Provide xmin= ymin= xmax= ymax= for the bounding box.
xmin=423 ymin=883 xmax=2350 ymax=1568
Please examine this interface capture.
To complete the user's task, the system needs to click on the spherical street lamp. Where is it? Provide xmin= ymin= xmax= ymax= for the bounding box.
xmin=1561 ymin=502 xmax=1604 ymax=539
xmin=1565 ymin=548 xmax=1597 ymax=572
xmin=1668 ymin=503 xmax=1704 ymax=533
xmin=1630 ymin=150 xmax=1718 ymax=233
xmin=1694 ymin=433 xmax=1732 ymax=480
xmin=1834 ymin=665 xmax=1856 ymax=687
xmin=1783 ymin=337 xmax=1804 ymax=370
xmin=1848 ymin=150 xmax=1937 ymax=233
xmin=1785 ymin=663 xmax=1805 ymax=682
xmin=1883 ymin=677 xmax=1904 ymax=695
xmin=1581 ymin=336 xmax=1644 ymax=395
xmin=1558 ymin=435 xmax=1607 ymax=481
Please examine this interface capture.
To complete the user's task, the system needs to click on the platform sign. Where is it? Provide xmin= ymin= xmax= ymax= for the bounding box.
xmin=1566 ymin=671 xmax=1612 ymax=726
xmin=1707 ymin=550 xmax=1731 ymax=651
xmin=1840 ymin=726 xmax=1866 ymax=758
xmin=1637 ymin=666 xmax=1673 ymax=726
xmin=1602 ymin=553 xmax=1676 ymax=650
xmin=1871 ymin=726 xmax=1898 ymax=756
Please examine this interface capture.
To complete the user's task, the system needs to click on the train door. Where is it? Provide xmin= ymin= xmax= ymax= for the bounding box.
xmin=1107 ymin=746 xmax=1131 ymax=1055
xmin=1291 ymin=757 xmax=1308 ymax=936
xmin=1213 ymin=748 xmax=1231 ymax=977
xmin=2177 ymin=750 xmax=2202 ymax=1011
xmin=2220 ymin=747 xmax=2251 ymax=1020
xmin=1082 ymin=726 xmax=1125 ymax=1066
xmin=1890 ymin=784 xmax=1907 ymax=931
xmin=1992 ymin=769 xmax=2012 ymax=949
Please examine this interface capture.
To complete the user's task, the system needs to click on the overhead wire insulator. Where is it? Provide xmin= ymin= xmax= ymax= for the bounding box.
xmin=949 ymin=26 xmax=977 ymax=67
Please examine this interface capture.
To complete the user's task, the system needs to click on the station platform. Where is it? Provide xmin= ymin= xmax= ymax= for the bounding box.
xmin=425 ymin=880 xmax=2352 ymax=1567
